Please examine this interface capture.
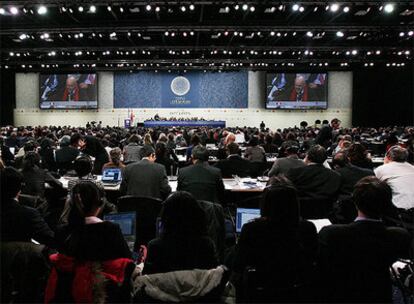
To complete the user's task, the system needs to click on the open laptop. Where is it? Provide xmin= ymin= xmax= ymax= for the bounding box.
xmin=101 ymin=168 xmax=122 ymax=185
xmin=104 ymin=212 xmax=136 ymax=251
xmin=236 ymin=208 xmax=261 ymax=233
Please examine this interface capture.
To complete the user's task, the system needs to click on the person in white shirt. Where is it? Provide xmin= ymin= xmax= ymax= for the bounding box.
xmin=374 ymin=146 xmax=414 ymax=210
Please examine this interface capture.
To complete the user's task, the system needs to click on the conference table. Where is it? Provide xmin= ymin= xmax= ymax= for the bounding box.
xmin=143 ymin=120 xmax=226 ymax=128
xmin=56 ymin=176 xmax=267 ymax=193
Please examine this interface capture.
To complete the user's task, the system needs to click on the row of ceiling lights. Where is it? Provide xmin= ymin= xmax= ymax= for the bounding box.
xmin=0 ymin=3 xmax=401 ymax=16
xmin=14 ymin=30 xmax=414 ymax=41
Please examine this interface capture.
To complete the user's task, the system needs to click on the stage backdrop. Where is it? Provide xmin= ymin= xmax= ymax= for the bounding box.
xmin=114 ymin=71 xmax=248 ymax=108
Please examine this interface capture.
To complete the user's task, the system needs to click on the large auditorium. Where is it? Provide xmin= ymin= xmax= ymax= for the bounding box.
xmin=0 ymin=1 xmax=413 ymax=303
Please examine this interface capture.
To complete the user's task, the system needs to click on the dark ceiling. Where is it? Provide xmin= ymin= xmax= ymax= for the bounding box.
xmin=0 ymin=0 xmax=413 ymax=72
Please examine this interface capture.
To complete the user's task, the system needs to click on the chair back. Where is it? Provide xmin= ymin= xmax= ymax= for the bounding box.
xmin=299 ymin=197 xmax=334 ymax=219
xmin=117 ymin=195 xmax=162 ymax=246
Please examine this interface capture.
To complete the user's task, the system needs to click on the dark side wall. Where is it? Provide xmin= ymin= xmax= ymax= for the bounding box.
xmin=0 ymin=70 xmax=16 ymax=126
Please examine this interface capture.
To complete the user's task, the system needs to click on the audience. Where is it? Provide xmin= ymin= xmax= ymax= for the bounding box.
xmin=102 ymin=147 xmax=125 ymax=171
xmin=120 ymin=145 xmax=171 ymax=199
xmin=215 ymin=142 xmax=251 ymax=178
xmin=0 ymin=167 xmax=57 ymax=248
xmin=155 ymin=142 xmax=176 ymax=176
xmin=286 ymin=145 xmax=341 ymax=201
xmin=177 ymin=145 xmax=225 ymax=203
xmin=347 ymin=142 xmax=374 ymax=169
xmin=56 ymin=182 xmax=131 ymax=260
xmin=55 ymin=135 xmax=80 ymax=173
xmin=268 ymin=142 xmax=305 ymax=176
xmin=232 ymin=176 xmax=318 ymax=302
xmin=244 ymin=136 xmax=265 ymax=163
xmin=318 ymin=176 xmax=411 ymax=303
xmin=145 ymin=191 xmax=218 ymax=274
xmin=123 ymin=134 xmax=142 ymax=164
xmin=374 ymin=145 xmax=414 ymax=210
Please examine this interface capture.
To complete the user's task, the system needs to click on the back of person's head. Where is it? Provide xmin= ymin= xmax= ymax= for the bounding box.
xmin=0 ymin=167 xmax=24 ymax=200
xmin=315 ymin=119 xmax=321 ymax=125
xmin=59 ymin=135 xmax=71 ymax=147
xmin=141 ymin=144 xmax=155 ymax=158
xmin=332 ymin=152 xmax=349 ymax=168
xmin=68 ymin=181 xmax=104 ymax=228
xmin=227 ymin=142 xmax=240 ymax=155
xmin=190 ymin=134 xmax=201 ymax=146
xmin=322 ymin=120 xmax=329 ymax=125
xmin=353 ymin=176 xmax=392 ymax=219
xmin=70 ymin=133 xmax=83 ymax=146
xmin=129 ymin=134 xmax=140 ymax=144
xmin=109 ymin=147 xmax=122 ymax=165
xmin=192 ymin=145 xmax=209 ymax=162
xmin=347 ymin=143 xmax=368 ymax=163
xmin=144 ymin=133 xmax=153 ymax=145
xmin=386 ymin=145 xmax=408 ymax=163
xmin=23 ymin=141 xmax=36 ymax=153
xmin=22 ymin=151 xmax=41 ymax=171
xmin=306 ymin=145 xmax=327 ymax=164
xmin=285 ymin=142 xmax=299 ymax=155
xmin=158 ymin=133 xmax=168 ymax=143
xmin=155 ymin=142 xmax=167 ymax=158
xmin=74 ymin=156 xmax=93 ymax=177
xmin=161 ymin=191 xmax=207 ymax=239
xmin=261 ymin=176 xmax=299 ymax=228
xmin=248 ymin=136 xmax=259 ymax=147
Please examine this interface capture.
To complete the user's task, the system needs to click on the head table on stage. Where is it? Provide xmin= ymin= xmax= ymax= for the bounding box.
xmin=143 ymin=120 xmax=226 ymax=128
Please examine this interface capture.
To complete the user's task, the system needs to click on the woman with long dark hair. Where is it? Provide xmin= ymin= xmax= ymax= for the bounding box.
xmin=145 ymin=191 xmax=217 ymax=274
xmin=232 ymin=176 xmax=318 ymax=302
xmin=57 ymin=182 xmax=131 ymax=261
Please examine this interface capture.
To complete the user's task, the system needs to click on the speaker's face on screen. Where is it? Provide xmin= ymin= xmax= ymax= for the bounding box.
xmin=66 ymin=77 xmax=77 ymax=92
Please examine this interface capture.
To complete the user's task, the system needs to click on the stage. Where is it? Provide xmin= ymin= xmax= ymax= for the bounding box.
xmin=143 ymin=120 xmax=226 ymax=128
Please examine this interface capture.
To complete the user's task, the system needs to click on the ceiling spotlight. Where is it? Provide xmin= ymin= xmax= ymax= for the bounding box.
xmin=351 ymin=49 xmax=358 ymax=55
xmin=242 ymin=4 xmax=249 ymax=11
xmin=190 ymin=31 xmax=194 ymax=35
xmin=119 ymin=7 xmax=124 ymax=12
xmin=0 ymin=8 xmax=5 ymax=15
xmin=189 ymin=4 xmax=195 ymax=10
xmin=78 ymin=6 xmax=84 ymax=12
xmin=37 ymin=5 xmax=47 ymax=15
xmin=343 ymin=6 xmax=350 ymax=13
xmin=292 ymin=4 xmax=300 ymax=11
xmin=336 ymin=31 xmax=344 ymax=37
xmin=306 ymin=31 xmax=313 ymax=37
xmin=107 ymin=5 xmax=112 ymax=11
xmin=384 ymin=3 xmax=394 ymax=13
xmin=10 ymin=6 xmax=19 ymax=15
xmin=250 ymin=6 xmax=255 ymax=12
xmin=155 ymin=6 xmax=160 ymax=12
xmin=165 ymin=31 xmax=169 ymax=36
xmin=19 ymin=33 xmax=28 ymax=40
xmin=299 ymin=6 xmax=304 ymax=12
xmin=234 ymin=4 xmax=239 ymax=10
xmin=330 ymin=3 xmax=339 ymax=12
xmin=181 ymin=6 xmax=186 ymax=12
xmin=399 ymin=32 xmax=405 ymax=37
xmin=89 ymin=5 xmax=96 ymax=13
xmin=408 ymin=31 xmax=413 ymax=36
xmin=146 ymin=4 xmax=152 ymax=11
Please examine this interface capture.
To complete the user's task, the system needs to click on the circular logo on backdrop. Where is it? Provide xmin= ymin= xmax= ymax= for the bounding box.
xmin=170 ymin=76 xmax=191 ymax=96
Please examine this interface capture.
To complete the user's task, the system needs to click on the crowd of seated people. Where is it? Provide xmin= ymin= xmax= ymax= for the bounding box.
xmin=146 ymin=114 xmax=211 ymax=121
xmin=1 ymin=120 xmax=414 ymax=303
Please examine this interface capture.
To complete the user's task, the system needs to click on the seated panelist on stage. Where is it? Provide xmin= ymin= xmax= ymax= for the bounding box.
xmin=120 ymin=145 xmax=171 ymax=200
xmin=177 ymin=145 xmax=225 ymax=203
xmin=215 ymin=143 xmax=251 ymax=178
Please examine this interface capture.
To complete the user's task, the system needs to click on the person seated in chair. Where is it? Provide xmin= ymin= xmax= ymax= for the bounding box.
xmin=120 ymin=145 xmax=171 ymax=200
xmin=145 ymin=191 xmax=218 ymax=274
xmin=55 ymin=135 xmax=80 ymax=174
xmin=0 ymin=167 xmax=57 ymax=248
xmin=215 ymin=143 xmax=252 ymax=178
xmin=286 ymin=145 xmax=341 ymax=201
xmin=268 ymin=142 xmax=305 ymax=177
xmin=177 ymin=145 xmax=225 ymax=203
xmin=56 ymin=182 xmax=131 ymax=261
xmin=318 ymin=176 xmax=411 ymax=303
xmin=232 ymin=176 xmax=318 ymax=302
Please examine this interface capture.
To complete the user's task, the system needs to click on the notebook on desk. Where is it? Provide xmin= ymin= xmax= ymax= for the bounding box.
xmin=104 ymin=212 xmax=136 ymax=251
xmin=101 ymin=168 xmax=122 ymax=185
xmin=236 ymin=208 xmax=261 ymax=233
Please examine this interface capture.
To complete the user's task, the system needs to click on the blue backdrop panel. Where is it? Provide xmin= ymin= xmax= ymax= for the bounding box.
xmin=114 ymin=71 xmax=248 ymax=108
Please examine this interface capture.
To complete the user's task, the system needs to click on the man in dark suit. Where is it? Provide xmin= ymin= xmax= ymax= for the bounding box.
xmin=215 ymin=143 xmax=251 ymax=178
xmin=178 ymin=145 xmax=225 ymax=203
xmin=315 ymin=118 xmax=341 ymax=149
xmin=286 ymin=145 xmax=341 ymax=201
xmin=71 ymin=133 xmax=109 ymax=174
xmin=55 ymin=135 xmax=80 ymax=173
xmin=120 ymin=145 xmax=171 ymax=200
xmin=0 ymin=167 xmax=57 ymax=248
xmin=332 ymin=151 xmax=374 ymax=198
xmin=318 ymin=176 xmax=411 ymax=303
xmin=268 ymin=143 xmax=305 ymax=177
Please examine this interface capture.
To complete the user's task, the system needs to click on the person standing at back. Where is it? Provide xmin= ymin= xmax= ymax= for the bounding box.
xmin=177 ymin=145 xmax=225 ymax=203
xmin=120 ymin=145 xmax=171 ymax=200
